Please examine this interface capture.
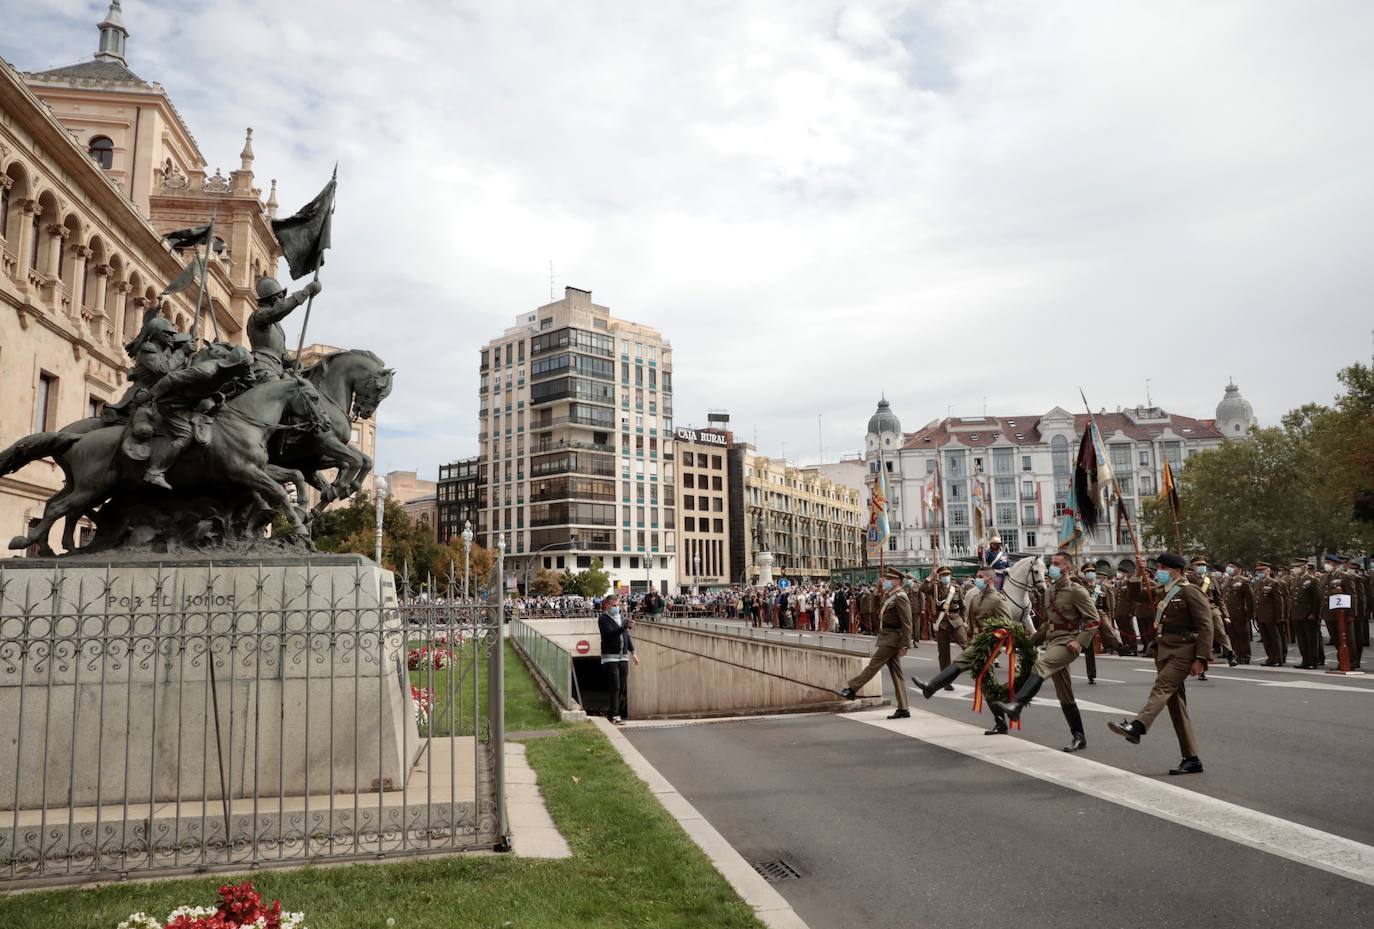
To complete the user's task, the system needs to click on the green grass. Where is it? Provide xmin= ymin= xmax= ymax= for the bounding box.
xmin=0 ymin=648 xmax=763 ymax=929
xmin=407 ymin=639 xmax=562 ymax=736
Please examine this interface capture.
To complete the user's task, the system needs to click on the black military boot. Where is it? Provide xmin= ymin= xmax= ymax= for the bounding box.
xmin=837 ymin=687 xmax=858 ymax=700
xmin=984 ymin=707 xmax=1008 ymax=736
xmin=1061 ymin=703 xmax=1087 ymax=753
xmin=887 ymin=707 xmax=911 ymax=720
xmin=1169 ymin=756 xmax=1204 ymax=775
xmin=990 ymin=673 xmax=1043 ymax=721
xmin=1108 ymin=718 xmax=1145 ymax=744
xmin=910 ymin=664 xmax=961 ymax=700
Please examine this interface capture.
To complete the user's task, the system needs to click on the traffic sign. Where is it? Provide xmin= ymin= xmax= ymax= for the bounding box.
xmin=575 ymin=640 xmax=591 ymax=655
xmin=778 ymin=578 xmax=790 ymax=589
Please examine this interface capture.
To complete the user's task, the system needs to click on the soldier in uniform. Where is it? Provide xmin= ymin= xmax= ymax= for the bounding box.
xmin=1252 ymin=562 xmax=1288 ymax=666
xmin=1108 ymin=552 xmax=1213 ymax=774
xmin=1113 ymin=559 xmax=1140 ymax=656
xmin=1187 ymin=555 xmax=1234 ymax=675
xmin=1075 ymin=559 xmax=1117 ymax=684
xmin=1322 ymin=554 xmax=1364 ymax=669
xmin=981 ymin=534 xmax=1011 ymax=589
xmin=911 ymin=567 xmax=1015 ymax=734
xmin=859 ymin=585 xmax=878 ymax=636
xmin=1131 ymin=559 xmax=1158 ymax=654
xmin=923 ymin=566 xmax=968 ymax=675
xmin=991 ymin=550 xmax=1101 ymax=753
xmin=1289 ymin=559 xmax=1323 ymax=668
xmin=1221 ymin=560 xmax=1255 ymax=665
xmin=248 ymin=276 xmax=322 ymax=383
xmin=839 ymin=567 xmax=912 ymax=719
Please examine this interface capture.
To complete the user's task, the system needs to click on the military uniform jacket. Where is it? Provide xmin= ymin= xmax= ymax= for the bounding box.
xmin=1031 ymin=575 xmax=1100 ymax=649
xmin=967 ymin=587 xmax=1012 ymax=631
xmin=1290 ymin=573 xmax=1322 ymax=623
xmin=1321 ymin=571 xmax=1364 ymax=622
xmin=1112 ymin=577 xmax=1135 ymax=623
xmin=875 ymin=589 xmax=914 ymax=650
xmin=1188 ymin=571 xmax=1229 ymax=621
xmin=859 ymin=591 xmax=877 ymax=619
xmin=1154 ymin=581 xmax=1214 ymax=660
xmin=1221 ymin=574 xmax=1255 ymax=624
xmin=1253 ymin=577 xmax=1287 ymax=626
xmin=922 ymin=580 xmax=966 ymax=632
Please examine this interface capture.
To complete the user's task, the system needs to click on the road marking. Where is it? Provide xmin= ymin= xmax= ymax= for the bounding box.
xmin=1148 ymin=670 xmax=1374 ymax=694
xmin=910 ymin=682 xmax=1135 ymax=718
xmin=844 ymin=707 xmax=1374 ymax=887
xmin=1070 ymin=675 xmax=1127 ymax=684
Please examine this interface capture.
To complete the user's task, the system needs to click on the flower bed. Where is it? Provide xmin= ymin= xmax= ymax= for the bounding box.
xmin=407 ymin=645 xmax=455 ymax=671
xmin=117 ymin=882 xmax=305 ymax=929
xmin=412 ymin=683 xmax=436 ymax=730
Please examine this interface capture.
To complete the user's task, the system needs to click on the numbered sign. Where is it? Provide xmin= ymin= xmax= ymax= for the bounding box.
xmin=1329 ymin=594 xmax=1352 ymax=610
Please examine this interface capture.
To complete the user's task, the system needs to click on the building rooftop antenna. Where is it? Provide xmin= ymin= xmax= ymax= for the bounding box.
xmin=1145 ymin=378 xmax=1153 ymax=407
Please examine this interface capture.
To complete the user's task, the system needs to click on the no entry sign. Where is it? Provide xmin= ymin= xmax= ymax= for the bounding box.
xmin=575 ymin=640 xmax=591 ymax=655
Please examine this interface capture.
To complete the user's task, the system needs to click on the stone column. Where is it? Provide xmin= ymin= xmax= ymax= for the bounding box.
xmin=45 ymin=223 xmax=69 ymax=279
xmin=109 ymin=278 xmax=130 ymax=344
xmin=16 ymin=200 xmax=41 ymax=278
xmin=91 ymin=263 xmax=110 ymax=316
xmin=757 ymin=550 xmax=774 ymax=586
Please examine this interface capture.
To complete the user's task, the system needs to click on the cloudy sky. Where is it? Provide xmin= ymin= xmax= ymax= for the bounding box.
xmin=7 ymin=1 xmax=1373 ymax=474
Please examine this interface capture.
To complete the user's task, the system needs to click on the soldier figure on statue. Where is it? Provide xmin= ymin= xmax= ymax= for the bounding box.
xmin=249 ymin=276 xmax=322 ymax=382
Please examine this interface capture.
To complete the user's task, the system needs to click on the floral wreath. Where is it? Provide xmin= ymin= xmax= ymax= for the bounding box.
xmin=963 ymin=617 xmax=1037 ymax=718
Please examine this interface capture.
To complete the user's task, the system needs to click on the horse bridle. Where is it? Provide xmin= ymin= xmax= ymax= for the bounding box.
xmin=1002 ymin=565 xmax=1045 ymax=627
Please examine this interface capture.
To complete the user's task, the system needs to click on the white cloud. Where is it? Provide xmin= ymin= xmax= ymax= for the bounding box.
xmin=6 ymin=0 xmax=1373 ymax=473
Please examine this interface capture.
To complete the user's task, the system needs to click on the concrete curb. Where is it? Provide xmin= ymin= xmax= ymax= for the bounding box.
xmin=592 ymin=716 xmax=812 ymax=929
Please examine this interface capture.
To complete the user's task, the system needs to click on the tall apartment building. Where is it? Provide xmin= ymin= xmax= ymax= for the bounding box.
xmin=436 ymin=456 xmax=483 ymax=544
xmin=478 ymin=287 xmax=675 ymax=593
xmin=862 ymin=385 xmax=1250 ymax=564
xmin=739 ymin=450 xmax=864 ymax=583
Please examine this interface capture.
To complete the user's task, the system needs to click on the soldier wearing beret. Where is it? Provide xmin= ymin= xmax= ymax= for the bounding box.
xmin=839 ymin=567 xmax=912 ymax=719
xmin=1108 ymin=552 xmax=1214 ymax=774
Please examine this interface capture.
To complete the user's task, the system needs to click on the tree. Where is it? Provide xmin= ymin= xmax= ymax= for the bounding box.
xmin=431 ymin=537 xmax=496 ymax=593
xmin=530 ymin=568 xmax=564 ymax=596
xmin=312 ymin=492 xmax=442 ymax=576
xmin=558 ymin=558 xmax=611 ymax=597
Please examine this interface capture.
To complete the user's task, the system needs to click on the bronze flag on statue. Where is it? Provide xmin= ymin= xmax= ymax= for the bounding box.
xmin=271 ymin=169 xmax=335 ymax=280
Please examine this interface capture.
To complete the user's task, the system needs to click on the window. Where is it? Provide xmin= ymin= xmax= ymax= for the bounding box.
xmin=1139 ymin=449 xmax=1151 ymax=467
xmin=0 ymin=179 xmax=9 ymax=241
xmin=926 ymin=459 xmax=935 ymax=474
xmin=995 ymin=503 xmax=1017 ymax=526
xmin=682 ymin=451 xmax=694 ymax=467
xmin=993 ymin=447 xmax=1013 ymax=475
xmin=1050 ymin=435 xmax=1070 ymax=475
xmin=711 ymin=455 xmax=722 ymax=470
xmin=88 ymin=136 xmax=114 ymax=170
xmin=1025 ymin=531 xmax=1037 ymax=548
xmin=86 ymin=397 xmax=104 ymax=419
xmin=712 ymin=475 xmax=722 ymax=491
xmin=1022 ymin=504 xmax=1036 ymax=524
xmin=34 ymin=373 xmax=56 ymax=432
xmin=1021 ymin=455 xmax=1032 ymax=472
xmin=1110 ymin=443 xmax=1132 ymax=472
xmin=684 ymin=517 xmax=695 ymax=531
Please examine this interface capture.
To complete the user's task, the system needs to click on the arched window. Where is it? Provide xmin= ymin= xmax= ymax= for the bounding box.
xmin=0 ymin=180 xmax=9 ymax=241
xmin=88 ymin=136 xmax=114 ymax=170
xmin=29 ymin=207 xmax=41 ymax=270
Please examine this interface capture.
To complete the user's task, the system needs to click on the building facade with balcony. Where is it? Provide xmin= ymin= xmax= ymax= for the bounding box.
xmin=739 ymin=450 xmax=864 ymax=584
xmin=436 ymin=455 xmax=483 ymax=544
xmin=861 ymin=388 xmax=1247 ymax=564
xmin=477 ymin=286 xmax=675 ymax=593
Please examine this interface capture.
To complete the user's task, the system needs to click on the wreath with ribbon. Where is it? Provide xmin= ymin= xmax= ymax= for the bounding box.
xmin=964 ymin=617 xmax=1037 ymax=721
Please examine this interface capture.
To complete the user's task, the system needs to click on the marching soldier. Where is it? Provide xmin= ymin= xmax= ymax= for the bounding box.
xmin=1252 ymin=561 xmax=1288 ymax=666
xmin=991 ymin=550 xmax=1100 ymax=753
xmin=1076 ymin=559 xmax=1120 ymax=685
xmin=1108 ymin=552 xmax=1213 ymax=774
xmin=1289 ymin=559 xmax=1323 ymax=668
xmin=1188 ymin=556 xmax=1234 ymax=674
xmin=1133 ymin=558 xmax=1159 ymax=654
xmin=839 ymin=567 xmax=913 ymax=719
xmin=859 ymin=585 xmax=878 ymax=636
xmin=1221 ymin=560 xmax=1255 ymax=665
xmin=922 ymin=566 xmax=968 ymax=674
xmin=911 ymin=567 xmax=1014 ymax=735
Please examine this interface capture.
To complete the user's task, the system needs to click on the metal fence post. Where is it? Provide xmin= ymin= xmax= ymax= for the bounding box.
xmin=491 ymin=540 xmax=509 ymax=851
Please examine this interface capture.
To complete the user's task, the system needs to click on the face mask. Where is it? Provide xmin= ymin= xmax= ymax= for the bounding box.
xmin=1048 ymin=566 xmax=1062 ymax=581
xmin=1225 ymin=566 xmax=1236 ymax=576
xmin=881 ymin=579 xmax=893 ymax=591
xmin=1255 ymin=571 xmax=1267 ymax=579
xmin=1155 ymin=569 xmax=1172 ymax=585
xmin=974 ymin=578 xmax=987 ymax=590
xmin=1292 ymin=567 xmax=1303 ymax=576
xmin=1324 ymin=563 xmax=1335 ymax=573
xmin=1196 ymin=566 xmax=1208 ymax=576
xmin=1083 ymin=571 xmax=1097 ymax=583
xmin=609 ymin=606 xmax=620 ymax=617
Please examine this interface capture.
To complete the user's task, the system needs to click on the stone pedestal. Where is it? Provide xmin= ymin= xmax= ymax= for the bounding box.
xmin=0 ymin=554 xmax=419 ymax=809
xmin=756 ymin=551 xmax=774 ymax=587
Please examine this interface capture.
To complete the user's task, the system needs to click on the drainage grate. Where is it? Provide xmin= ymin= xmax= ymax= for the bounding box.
xmin=751 ymin=859 xmax=802 ymax=882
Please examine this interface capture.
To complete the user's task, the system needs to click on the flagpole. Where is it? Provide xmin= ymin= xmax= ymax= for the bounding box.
xmin=1078 ymin=388 xmax=1149 ymax=573
xmin=190 ymin=212 xmax=217 ymax=345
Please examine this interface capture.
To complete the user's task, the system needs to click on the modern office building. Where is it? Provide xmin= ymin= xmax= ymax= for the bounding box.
xmin=477 ymin=286 xmax=675 ymax=593
xmin=436 ymin=455 xmax=483 ymax=544
xmin=671 ymin=420 xmax=734 ymax=590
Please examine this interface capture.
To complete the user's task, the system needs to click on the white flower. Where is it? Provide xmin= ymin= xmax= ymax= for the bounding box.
xmin=115 ymin=914 xmax=162 ymax=929
xmin=280 ymin=912 xmax=308 ymax=929
xmin=165 ymin=905 xmax=217 ymax=921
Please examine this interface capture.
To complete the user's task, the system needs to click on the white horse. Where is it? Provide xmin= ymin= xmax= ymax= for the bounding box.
xmin=999 ymin=555 xmax=1046 ymax=633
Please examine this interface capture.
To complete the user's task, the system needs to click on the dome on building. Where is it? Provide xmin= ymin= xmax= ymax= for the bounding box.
xmin=867 ymin=397 xmax=901 ymax=436
xmin=1216 ymin=379 xmax=1256 ymax=438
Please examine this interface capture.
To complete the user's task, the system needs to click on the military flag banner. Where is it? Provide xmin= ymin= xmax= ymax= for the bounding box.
xmin=272 ymin=168 xmax=335 ymax=280
xmin=161 ymin=252 xmax=205 ymax=296
xmin=865 ymin=468 xmax=890 ymax=560
xmin=1072 ymin=423 xmax=1110 ymax=532
xmin=971 ymin=470 xmax=990 ymax=544
xmin=1158 ymin=458 xmax=1180 ymax=519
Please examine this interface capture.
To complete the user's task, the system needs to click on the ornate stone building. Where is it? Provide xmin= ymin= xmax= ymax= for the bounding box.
xmin=1 ymin=4 xmax=284 ymax=554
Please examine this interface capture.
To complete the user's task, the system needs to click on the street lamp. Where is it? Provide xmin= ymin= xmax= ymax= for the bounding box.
xmin=461 ymin=520 xmax=473 ymax=601
xmin=523 ymin=535 xmax=580 ymax=599
xmin=373 ymin=475 xmax=387 ymax=567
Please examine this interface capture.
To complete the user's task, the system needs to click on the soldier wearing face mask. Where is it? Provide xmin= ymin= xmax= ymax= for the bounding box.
xmin=1322 ymin=554 xmax=1365 ymax=669
xmin=1108 ymin=552 xmax=1213 ymax=774
xmin=912 ymin=568 xmax=1014 ymax=735
xmin=1187 ymin=556 xmax=1235 ymax=675
xmin=922 ymin=566 xmax=968 ymax=674
xmin=1288 ymin=559 xmax=1323 ymax=668
xmin=1252 ymin=561 xmax=1288 ymax=666
xmin=1221 ymin=560 xmax=1255 ymax=664
xmin=838 ymin=567 xmax=912 ymax=719
xmin=1075 ymin=559 xmax=1121 ymax=684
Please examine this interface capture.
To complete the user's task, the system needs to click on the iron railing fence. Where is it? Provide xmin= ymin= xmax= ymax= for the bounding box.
xmin=0 ymin=552 xmax=506 ymax=889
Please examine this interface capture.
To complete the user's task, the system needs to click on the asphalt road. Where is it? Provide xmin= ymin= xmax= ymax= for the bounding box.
xmin=622 ymin=629 xmax=1374 ymax=929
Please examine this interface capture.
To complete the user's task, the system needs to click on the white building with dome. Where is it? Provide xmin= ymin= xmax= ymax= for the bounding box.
xmin=1215 ymin=380 xmax=1257 ymax=439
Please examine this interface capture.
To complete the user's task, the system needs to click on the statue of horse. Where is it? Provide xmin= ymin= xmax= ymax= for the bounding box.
xmin=6 ymin=376 xmax=318 ymax=556
xmin=281 ymin=349 xmax=394 ymax=509
xmin=1000 ymin=554 xmax=1047 ymax=632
